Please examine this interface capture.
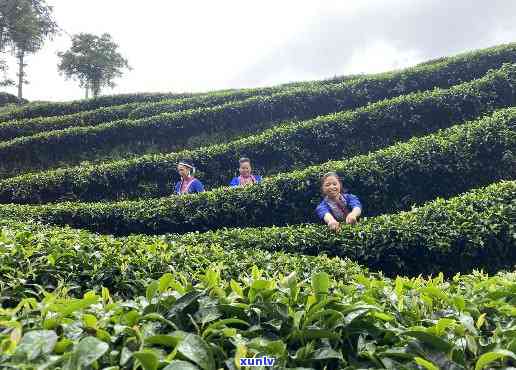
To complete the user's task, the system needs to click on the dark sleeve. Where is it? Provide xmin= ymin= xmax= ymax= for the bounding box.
xmin=230 ymin=177 xmax=239 ymax=187
xmin=345 ymin=193 xmax=362 ymax=210
xmin=174 ymin=181 xmax=180 ymax=194
xmin=315 ymin=201 xmax=331 ymax=220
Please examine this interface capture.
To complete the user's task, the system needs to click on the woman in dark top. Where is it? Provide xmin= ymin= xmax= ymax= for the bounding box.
xmin=315 ymin=172 xmax=362 ymax=232
xmin=175 ymin=160 xmax=204 ymax=194
xmin=229 ymin=157 xmax=262 ymax=187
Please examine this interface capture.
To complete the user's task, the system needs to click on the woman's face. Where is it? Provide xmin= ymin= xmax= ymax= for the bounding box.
xmin=177 ymin=164 xmax=190 ymax=178
xmin=322 ymin=176 xmax=341 ymax=198
xmin=239 ymin=162 xmax=252 ymax=177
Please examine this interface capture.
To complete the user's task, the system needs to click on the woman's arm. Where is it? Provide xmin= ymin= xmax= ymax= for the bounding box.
xmin=323 ymin=212 xmax=340 ymax=232
xmin=316 ymin=201 xmax=340 ymax=232
xmin=345 ymin=207 xmax=361 ymax=224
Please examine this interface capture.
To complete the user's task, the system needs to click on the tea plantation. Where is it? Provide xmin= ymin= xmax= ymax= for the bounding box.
xmin=0 ymin=44 xmax=515 ymax=369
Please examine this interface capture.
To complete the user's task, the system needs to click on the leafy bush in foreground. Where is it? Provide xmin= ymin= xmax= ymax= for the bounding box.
xmin=0 ymin=107 xmax=512 ymax=235
xmin=2 ymin=45 xmax=516 ymax=176
xmin=0 ymin=267 xmax=514 ymax=369
xmin=0 ymin=219 xmax=364 ymax=302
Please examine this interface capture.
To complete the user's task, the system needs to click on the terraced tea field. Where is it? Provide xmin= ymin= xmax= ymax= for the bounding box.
xmin=0 ymin=43 xmax=515 ymax=369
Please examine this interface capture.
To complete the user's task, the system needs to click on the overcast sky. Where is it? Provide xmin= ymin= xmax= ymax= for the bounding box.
xmin=2 ymin=0 xmax=516 ymax=102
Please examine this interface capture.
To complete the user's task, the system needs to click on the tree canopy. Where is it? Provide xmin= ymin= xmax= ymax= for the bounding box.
xmin=57 ymin=33 xmax=131 ymax=98
xmin=0 ymin=0 xmax=58 ymax=97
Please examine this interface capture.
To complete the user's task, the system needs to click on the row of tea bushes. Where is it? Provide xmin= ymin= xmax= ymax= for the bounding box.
xmin=0 ymin=110 xmax=513 ymax=234
xmin=2 ymin=42 xmax=515 ymax=124
xmin=0 ymin=257 xmax=514 ymax=368
xmin=0 ymin=92 xmax=197 ymax=123
xmin=0 ymin=75 xmax=361 ymax=126
xmin=124 ymin=42 xmax=516 ymax=119
xmin=0 ymin=102 xmax=141 ymax=142
xmin=0 ymin=218 xmax=365 ymax=302
xmin=1 ymin=67 xmax=516 ymax=203
xmin=2 ymin=41 xmax=509 ymax=133
xmin=167 ymin=180 xmax=516 ymax=277
xmin=0 ymin=181 xmax=512 ymax=304
xmin=1 ymin=47 xmax=516 ymax=177
xmin=0 ymin=84 xmax=314 ymax=143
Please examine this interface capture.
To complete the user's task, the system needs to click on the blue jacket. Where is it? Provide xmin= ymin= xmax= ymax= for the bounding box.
xmin=229 ymin=175 xmax=262 ymax=187
xmin=175 ymin=178 xmax=204 ymax=194
xmin=316 ymin=193 xmax=362 ymax=221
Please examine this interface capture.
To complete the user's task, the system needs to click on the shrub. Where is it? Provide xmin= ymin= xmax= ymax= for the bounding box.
xmin=0 ymin=219 xmax=365 ymax=301
xmin=0 ymin=85 xmax=315 ymax=142
xmin=0 ymin=253 xmax=514 ymax=369
xmin=1 ymin=44 xmax=516 ymax=176
xmin=0 ymin=102 xmax=140 ymax=142
xmin=0 ymin=108 xmax=513 ymax=234
xmin=0 ymin=92 xmax=195 ymax=122
xmin=1 ymin=65 xmax=515 ymax=203
xmin=169 ymin=180 xmax=516 ymax=276
xmin=0 ymin=92 xmax=26 ymax=107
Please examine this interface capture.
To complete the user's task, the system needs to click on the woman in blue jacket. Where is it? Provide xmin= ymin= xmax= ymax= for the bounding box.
xmin=229 ymin=157 xmax=262 ymax=187
xmin=175 ymin=160 xmax=205 ymax=194
xmin=315 ymin=172 xmax=362 ymax=232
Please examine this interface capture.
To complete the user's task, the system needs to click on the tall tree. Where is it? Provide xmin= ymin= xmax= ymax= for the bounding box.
xmin=0 ymin=0 xmax=16 ymax=87
xmin=0 ymin=0 xmax=58 ymax=99
xmin=57 ymin=33 xmax=130 ymax=98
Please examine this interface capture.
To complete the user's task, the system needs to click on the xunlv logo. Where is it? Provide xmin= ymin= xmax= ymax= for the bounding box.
xmin=239 ymin=356 xmax=276 ymax=367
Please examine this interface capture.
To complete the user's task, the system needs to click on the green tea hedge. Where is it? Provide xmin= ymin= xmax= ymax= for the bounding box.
xmin=0 ymin=108 xmax=513 ymax=234
xmin=0 ymin=219 xmax=365 ymax=302
xmin=0 ymin=92 xmax=195 ymax=122
xmin=127 ymin=42 xmax=516 ymax=119
xmin=0 ymin=75 xmax=361 ymax=125
xmin=126 ymin=84 xmax=316 ymax=120
xmin=0 ymin=102 xmax=140 ymax=142
xmin=0 ymin=263 xmax=514 ymax=369
xmin=0 ymin=181 xmax=512 ymax=304
xmin=0 ymin=84 xmax=309 ymax=142
xmin=1 ymin=67 xmax=515 ymax=204
xmin=168 ymin=180 xmax=516 ymax=277
xmin=2 ymin=44 xmax=516 ymax=176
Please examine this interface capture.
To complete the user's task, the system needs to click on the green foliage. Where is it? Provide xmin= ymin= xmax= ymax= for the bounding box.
xmin=0 ymin=82 xmax=322 ymax=142
xmin=2 ymin=62 xmax=515 ymax=201
xmin=168 ymin=180 xmax=516 ymax=276
xmin=127 ymin=42 xmax=515 ymax=119
xmin=0 ymin=101 xmax=140 ymax=141
xmin=0 ymin=91 xmax=194 ymax=122
xmin=2 ymin=0 xmax=58 ymax=54
xmin=0 ymin=0 xmax=58 ymax=99
xmin=0 ymin=264 xmax=514 ymax=369
xmin=0 ymin=218 xmax=365 ymax=302
xmin=0 ymin=106 xmax=513 ymax=235
xmin=1 ymin=44 xmax=516 ymax=176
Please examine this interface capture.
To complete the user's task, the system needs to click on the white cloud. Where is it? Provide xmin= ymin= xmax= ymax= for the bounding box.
xmin=2 ymin=0 xmax=516 ymax=101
